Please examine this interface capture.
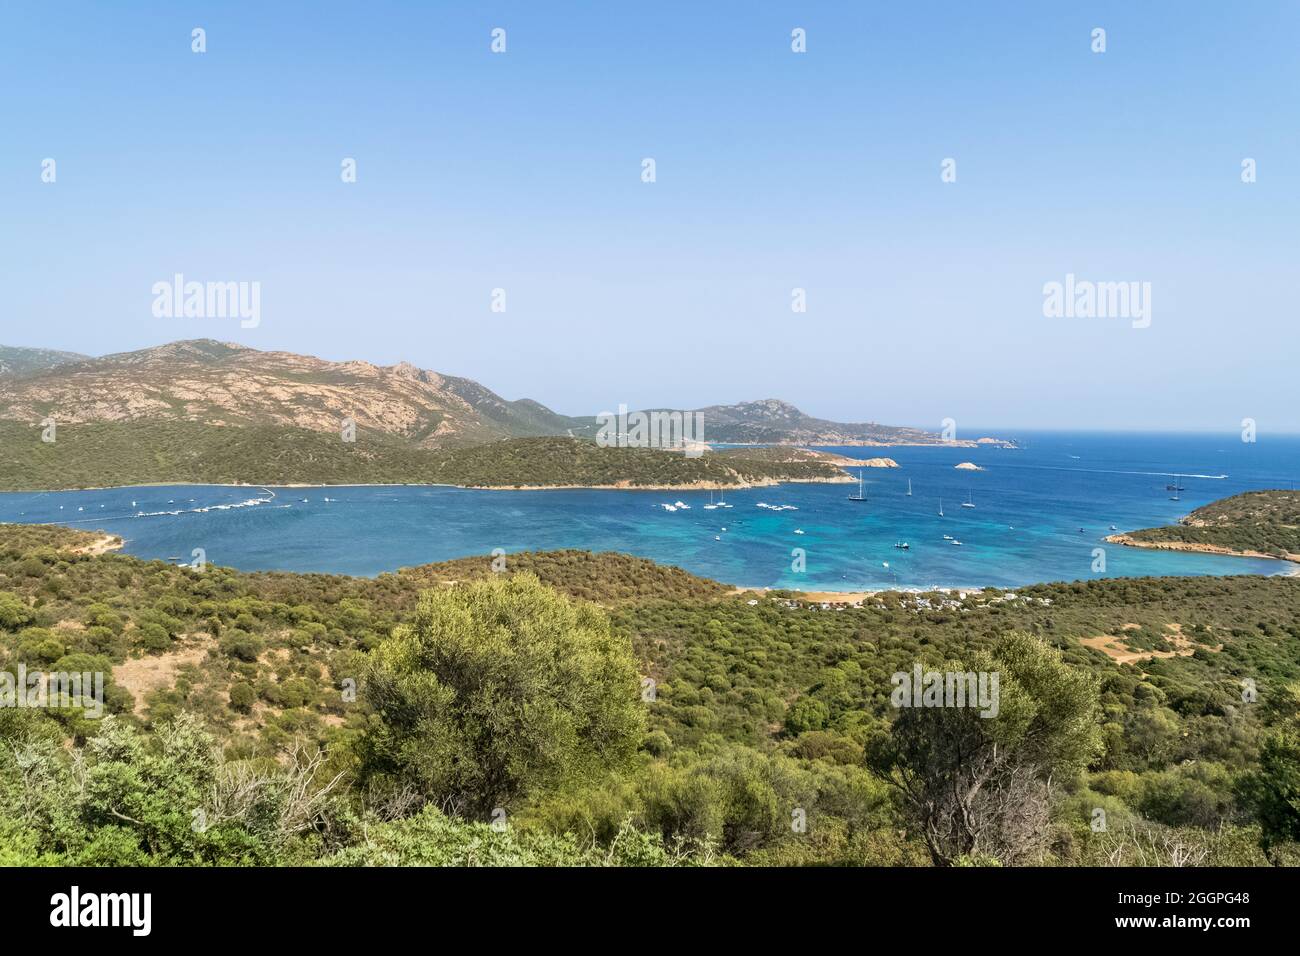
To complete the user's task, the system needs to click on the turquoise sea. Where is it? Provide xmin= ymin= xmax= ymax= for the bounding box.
xmin=1 ymin=432 xmax=1296 ymax=591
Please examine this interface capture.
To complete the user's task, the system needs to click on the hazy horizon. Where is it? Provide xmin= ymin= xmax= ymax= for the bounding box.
xmin=5 ymin=1 xmax=1296 ymax=432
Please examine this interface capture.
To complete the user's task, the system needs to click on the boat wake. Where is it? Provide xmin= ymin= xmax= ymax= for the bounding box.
xmin=1019 ymin=465 xmax=1229 ymax=480
xmin=133 ymin=488 xmax=278 ymax=518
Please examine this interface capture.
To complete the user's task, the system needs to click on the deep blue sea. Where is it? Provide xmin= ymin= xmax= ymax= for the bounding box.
xmin=2 ymin=432 xmax=1297 ymax=591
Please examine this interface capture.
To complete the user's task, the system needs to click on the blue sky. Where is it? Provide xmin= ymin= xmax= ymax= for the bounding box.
xmin=2 ymin=2 xmax=1297 ymax=432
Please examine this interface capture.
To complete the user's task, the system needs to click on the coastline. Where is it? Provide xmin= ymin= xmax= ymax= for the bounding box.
xmin=731 ymin=587 xmax=879 ymax=604
xmin=68 ymin=532 xmax=124 ymax=556
xmin=1105 ymin=533 xmax=1300 ymax=568
xmin=729 ymin=585 xmax=982 ymax=604
xmin=0 ymin=474 xmax=857 ymax=494
xmin=717 ymin=439 xmax=1016 ymax=449
xmin=466 ymin=474 xmax=854 ymax=491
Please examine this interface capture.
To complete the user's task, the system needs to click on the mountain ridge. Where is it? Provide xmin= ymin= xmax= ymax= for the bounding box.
xmin=0 ymin=339 xmax=1005 ymax=448
xmin=0 ymin=345 xmax=90 ymax=378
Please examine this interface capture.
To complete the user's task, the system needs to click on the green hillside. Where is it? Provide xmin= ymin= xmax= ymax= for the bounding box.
xmin=3 ymin=522 xmax=1299 ymax=867
xmin=1119 ymin=490 xmax=1300 ymax=560
xmin=0 ymin=421 xmax=848 ymax=491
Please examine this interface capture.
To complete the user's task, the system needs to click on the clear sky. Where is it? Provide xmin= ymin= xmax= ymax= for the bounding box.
xmin=3 ymin=2 xmax=1297 ymax=432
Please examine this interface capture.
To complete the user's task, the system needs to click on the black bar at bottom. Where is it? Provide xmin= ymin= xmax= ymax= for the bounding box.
xmin=0 ymin=865 xmax=1279 ymax=941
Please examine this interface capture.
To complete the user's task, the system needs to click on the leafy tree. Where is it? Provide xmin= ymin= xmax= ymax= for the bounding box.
xmin=0 ymin=592 xmax=35 ymax=630
xmin=359 ymin=573 xmax=644 ymax=818
xmin=869 ymin=632 xmax=1102 ymax=866
xmin=1240 ymin=684 xmax=1300 ymax=850
xmin=84 ymin=603 xmax=124 ymax=633
xmin=135 ymin=622 xmax=171 ymax=652
xmin=229 ymin=683 xmax=256 ymax=712
xmin=16 ymin=627 xmax=65 ymax=666
xmin=785 ymin=697 xmax=830 ymax=734
xmin=219 ymin=630 xmax=264 ymax=662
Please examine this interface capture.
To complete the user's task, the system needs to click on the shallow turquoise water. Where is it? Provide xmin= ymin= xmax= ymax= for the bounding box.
xmin=1 ymin=432 xmax=1296 ymax=590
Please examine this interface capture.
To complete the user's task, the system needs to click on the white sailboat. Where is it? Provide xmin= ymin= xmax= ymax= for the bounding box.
xmin=938 ymin=498 xmax=944 ymax=517
xmin=962 ymin=489 xmax=975 ymax=509
xmin=848 ymin=470 xmax=866 ymax=502
xmin=906 ymin=479 xmax=912 ymax=497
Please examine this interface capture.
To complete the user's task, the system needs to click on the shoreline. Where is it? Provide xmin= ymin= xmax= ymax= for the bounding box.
xmin=717 ymin=439 xmax=1016 ymax=449
xmin=68 ymin=532 xmax=124 ymax=556
xmin=0 ymin=475 xmax=857 ymax=494
xmin=466 ymin=475 xmax=854 ymax=491
xmin=730 ymin=584 xmax=984 ymax=604
xmin=1105 ymin=533 xmax=1300 ymax=568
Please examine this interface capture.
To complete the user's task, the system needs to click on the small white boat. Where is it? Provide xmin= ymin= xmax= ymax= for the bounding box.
xmin=962 ymin=490 xmax=975 ymax=509
xmin=793 ymin=529 xmax=805 ymax=535
xmin=951 ymin=540 xmax=963 ymax=546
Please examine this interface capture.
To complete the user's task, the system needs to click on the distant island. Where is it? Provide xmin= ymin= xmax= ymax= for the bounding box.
xmin=0 ymin=340 xmax=1011 ymax=490
xmin=1108 ymin=490 xmax=1300 ymax=562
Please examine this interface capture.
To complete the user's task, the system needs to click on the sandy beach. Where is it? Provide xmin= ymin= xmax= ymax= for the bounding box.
xmin=68 ymin=533 xmax=124 ymax=556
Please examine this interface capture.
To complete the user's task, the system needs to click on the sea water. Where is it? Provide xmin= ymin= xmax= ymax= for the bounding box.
xmin=1 ymin=431 xmax=1295 ymax=591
